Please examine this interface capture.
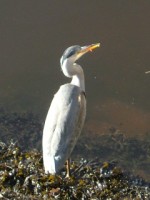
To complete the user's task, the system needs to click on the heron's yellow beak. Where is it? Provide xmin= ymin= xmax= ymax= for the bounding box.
xmin=78 ymin=43 xmax=100 ymax=58
xmin=86 ymin=43 xmax=100 ymax=52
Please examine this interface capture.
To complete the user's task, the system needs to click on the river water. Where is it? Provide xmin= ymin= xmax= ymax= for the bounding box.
xmin=0 ymin=1 xmax=150 ymax=180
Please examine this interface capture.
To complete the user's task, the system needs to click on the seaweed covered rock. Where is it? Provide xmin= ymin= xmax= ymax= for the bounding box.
xmin=0 ymin=141 xmax=149 ymax=199
xmin=0 ymin=108 xmax=150 ymax=181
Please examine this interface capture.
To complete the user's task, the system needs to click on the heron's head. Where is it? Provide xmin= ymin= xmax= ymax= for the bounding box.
xmin=60 ymin=43 xmax=100 ymax=67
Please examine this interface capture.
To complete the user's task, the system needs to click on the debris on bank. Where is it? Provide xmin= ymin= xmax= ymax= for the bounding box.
xmin=0 ymin=141 xmax=149 ymax=200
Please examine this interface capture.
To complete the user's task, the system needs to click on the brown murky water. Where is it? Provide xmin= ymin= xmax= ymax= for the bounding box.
xmin=0 ymin=1 xmax=150 ymax=180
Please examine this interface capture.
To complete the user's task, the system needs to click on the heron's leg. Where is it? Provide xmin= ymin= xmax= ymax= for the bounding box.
xmin=66 ymin=159 xmax=71 ymax=178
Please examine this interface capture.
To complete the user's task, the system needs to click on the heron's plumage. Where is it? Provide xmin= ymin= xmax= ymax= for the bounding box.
xmin=42 ymin=43 xmax=99 ymax=175
xmin=43 ymin=83 xmax=86 ymax=174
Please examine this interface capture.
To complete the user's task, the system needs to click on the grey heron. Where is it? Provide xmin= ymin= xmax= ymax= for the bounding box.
xmin=42 ymin=43 xmax=100 ymax=176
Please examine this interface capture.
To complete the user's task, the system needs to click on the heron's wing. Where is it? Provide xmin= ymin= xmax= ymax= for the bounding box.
xmin=43 ymin=84 xmax=86 ymax=171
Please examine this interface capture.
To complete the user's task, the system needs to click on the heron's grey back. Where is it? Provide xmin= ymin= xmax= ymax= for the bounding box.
xmin=43 ymin=83 xmax=86 ymax=172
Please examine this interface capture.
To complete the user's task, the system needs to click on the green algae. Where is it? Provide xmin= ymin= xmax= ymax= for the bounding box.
xmin=0 ymin=141 xmax=149 ymax=199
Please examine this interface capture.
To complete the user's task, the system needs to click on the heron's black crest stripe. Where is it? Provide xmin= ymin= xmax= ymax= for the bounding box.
xmin=66 ymin=49 xmax=76 ymax=58
xmin=62 ymin=45 xmax=81 ymax=60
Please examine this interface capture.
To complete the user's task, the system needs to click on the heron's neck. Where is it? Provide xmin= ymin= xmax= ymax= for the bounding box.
xmin=61 ymin=60 xmax=85 ymax=92
xmin=71 ymin=72 xmax=85 ymax=92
